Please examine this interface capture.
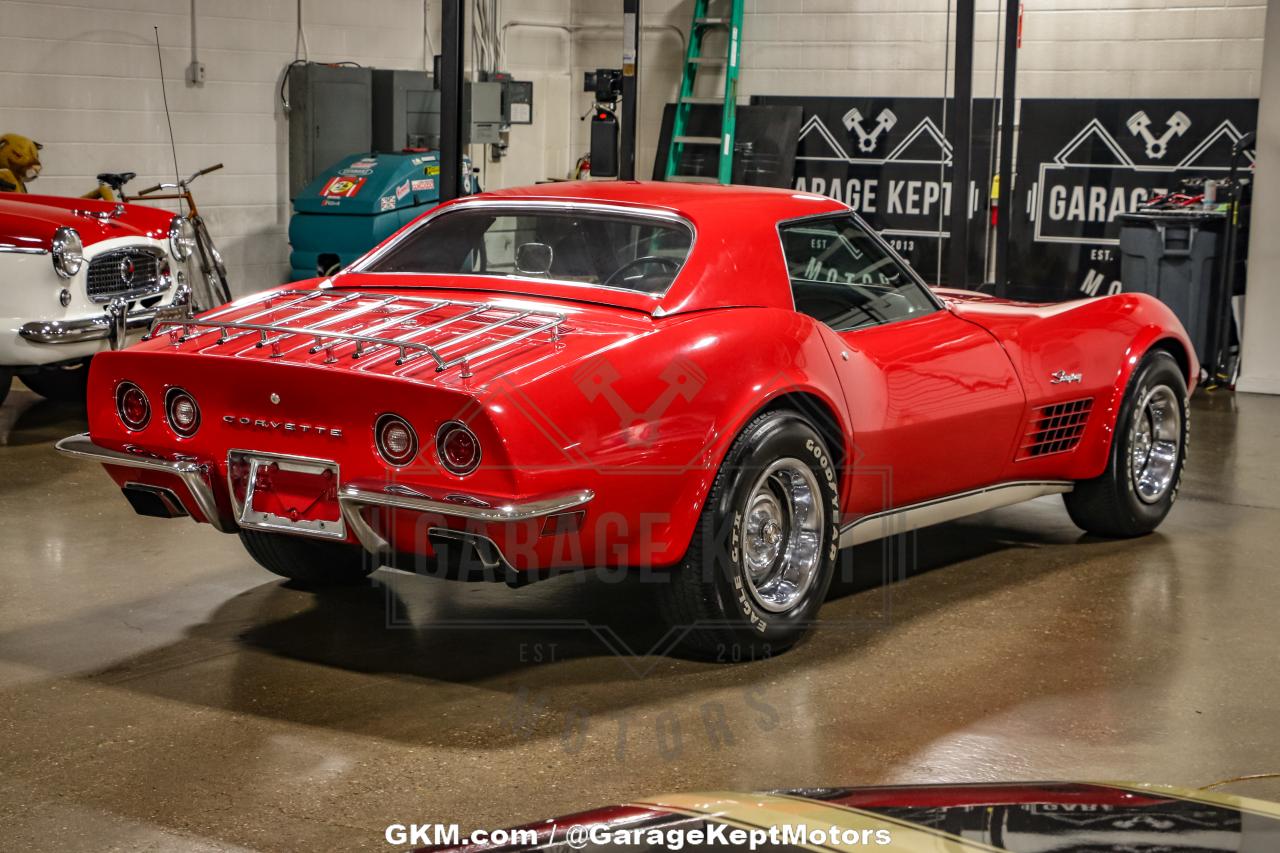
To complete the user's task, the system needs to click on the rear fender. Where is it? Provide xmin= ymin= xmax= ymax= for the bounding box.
xmin=493 ymin=307 xmax=851 ymax=568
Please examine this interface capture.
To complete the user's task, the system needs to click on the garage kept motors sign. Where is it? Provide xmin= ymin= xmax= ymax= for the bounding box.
xmin=1009 ymin=98 xmax=1257 ymax=301
xmin=752 ymin=96 xmax=996 ymax=286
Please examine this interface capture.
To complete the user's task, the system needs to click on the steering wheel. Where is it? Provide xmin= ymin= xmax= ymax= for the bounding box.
xmin=603 ymin=255 xmax=681 ymax=288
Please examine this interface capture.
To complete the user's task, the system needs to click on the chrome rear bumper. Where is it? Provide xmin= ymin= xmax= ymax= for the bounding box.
xmin=55 ymin=434 xmax=594 ymax=565
xmin=337 ymin=483 xmax=594 ymax=559
xmin=54 ymin=433 xmax=233 ymax=532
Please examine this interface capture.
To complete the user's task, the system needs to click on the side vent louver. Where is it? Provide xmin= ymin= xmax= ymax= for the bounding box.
xmin=1018 ymin=398 xmax=1094 ymax=460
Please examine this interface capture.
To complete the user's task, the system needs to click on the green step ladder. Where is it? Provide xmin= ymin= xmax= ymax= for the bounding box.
xmin=663 ymin=0 xmax=744 ymax=185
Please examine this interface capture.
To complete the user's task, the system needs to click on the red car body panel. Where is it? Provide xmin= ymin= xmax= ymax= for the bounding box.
xmin=0 ymin=193 xmax=173 ymax=248
xmin=73 ymin=182 xmax=1197 ymax=573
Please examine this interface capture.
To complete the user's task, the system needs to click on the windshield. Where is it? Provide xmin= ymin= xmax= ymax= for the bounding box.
xmin=365 ymin=207 xmax=694 ymax=295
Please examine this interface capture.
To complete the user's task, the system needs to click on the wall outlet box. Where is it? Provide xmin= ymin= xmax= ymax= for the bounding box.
xmin=187 ymin=61 xmax=206 ymax=86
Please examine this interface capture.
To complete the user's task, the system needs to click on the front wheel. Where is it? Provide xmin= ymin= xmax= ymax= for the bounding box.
xmin=240 ymin=530 xmax=376 ymax=586
xmin=656 ymin=409 xmax=841 ymax=658
xmin=20 ymin=360 xmax=90 ymax=402
xmin=1064 ymin=349 xmax=1188 ymax=537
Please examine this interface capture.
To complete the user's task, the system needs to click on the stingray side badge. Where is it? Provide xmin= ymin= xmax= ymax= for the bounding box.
xmin=1050 ymin=369 xmax=1083 ymax=384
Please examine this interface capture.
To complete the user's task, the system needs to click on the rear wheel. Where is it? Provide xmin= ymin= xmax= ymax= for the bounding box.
xmin=656 ymin=410 xmax=841 ymax=659
xmin=21 ymin=360 xmax=90 ymax=402
xmin=240 ymin=530 xmax=375 ymax=586
xmin=1064 ymin=350 xmax=1188 ymax=537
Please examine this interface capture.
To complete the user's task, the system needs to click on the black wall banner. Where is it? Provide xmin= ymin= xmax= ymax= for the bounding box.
xmin=752 ymin=96 xmax=997 ymax=286
xmin=1008 ymin=98 xmax=1257 ymax=301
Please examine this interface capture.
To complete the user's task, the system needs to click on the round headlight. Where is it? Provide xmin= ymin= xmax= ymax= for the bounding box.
xmin=165 ymin=387 xmax=200 ymax=437
xmin=168 ymin=216 xmax=195 ymax=261
xmin=51 ymin=226 xmax=83 ymax=279
xmin=115 ymin=381 xmax=151 ymax=431
xmin=375 ymin=413 xmax=418 ymax=467
xmin=436 ymin=420 xmax=481 ymax=476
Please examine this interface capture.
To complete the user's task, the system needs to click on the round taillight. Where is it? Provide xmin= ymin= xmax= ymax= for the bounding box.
xmin=165 ymin=387 xmax=200 ymax=437
xmin=436 ymin=420 xmax=481 ymax=475
xmin=115 ymin=382 xmax=150 ymax=431
xmin=375 ymin=414 xmax=418 ymax=467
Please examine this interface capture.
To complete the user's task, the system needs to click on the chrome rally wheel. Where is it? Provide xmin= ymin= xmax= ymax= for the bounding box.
xmin=657 ymin=409 xmax=841 ymax=659
xmin=741 ymin=459 xmax=825 ymax=613
xmin=1129 ymin=384 xmax=1181 ymax=504
xmin=1064 ymin=349 xmax=1188 ymax=538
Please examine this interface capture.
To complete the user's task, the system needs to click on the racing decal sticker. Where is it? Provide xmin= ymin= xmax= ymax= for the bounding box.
xmin=411 ymin=178 xmax=434 ymax=192
xmin=395 ymin=180 xmax=411 ymax=200
xmin=379 ymin=195 xmax=396 ymax=211
xmin=752 ymin=95 xmax=996 ymax=286
xmin=1009 ymin=98 xmax=1257 ymax=301
xmin=320 ymin=176 xmax=366 ymax=198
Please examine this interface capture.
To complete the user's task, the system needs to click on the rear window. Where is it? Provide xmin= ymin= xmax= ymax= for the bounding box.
xmin=365 ymin=207 xmax=693 ymax=295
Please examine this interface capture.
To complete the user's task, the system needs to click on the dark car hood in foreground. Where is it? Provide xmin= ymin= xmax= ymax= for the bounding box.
xmin=419 ymin=782 xmax=1280 ymax=852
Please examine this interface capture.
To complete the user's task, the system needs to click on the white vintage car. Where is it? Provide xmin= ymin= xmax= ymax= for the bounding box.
xmin=0 ymin=193 xmax=193 ymax=405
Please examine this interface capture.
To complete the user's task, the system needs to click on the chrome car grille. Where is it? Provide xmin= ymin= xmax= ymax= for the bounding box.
xmin=85 ymin=248 xmax=166 ymax=303
xmin=1018 ymin=398 xmax=1094 ymax=459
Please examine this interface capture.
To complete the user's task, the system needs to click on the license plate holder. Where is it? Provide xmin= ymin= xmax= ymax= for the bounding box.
xmin=227 ymin=450 xmax=345 ymax=540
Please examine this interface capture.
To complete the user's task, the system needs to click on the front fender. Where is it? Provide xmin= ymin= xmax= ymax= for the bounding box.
xmin=978 ymin=293 xmax=1197 ymax=482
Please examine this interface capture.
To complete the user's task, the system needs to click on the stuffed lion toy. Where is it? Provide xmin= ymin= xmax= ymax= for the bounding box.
xmin=0 ymin=133 xmax=43 ymax=193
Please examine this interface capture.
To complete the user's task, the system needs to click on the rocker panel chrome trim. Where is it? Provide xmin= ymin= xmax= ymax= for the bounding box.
xmin=839 ymin=480 xmax=1074 ymax=548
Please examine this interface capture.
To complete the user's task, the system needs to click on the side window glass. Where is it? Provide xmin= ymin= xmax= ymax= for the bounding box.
xmin=780 ymin=217 xmax=936 ymax=331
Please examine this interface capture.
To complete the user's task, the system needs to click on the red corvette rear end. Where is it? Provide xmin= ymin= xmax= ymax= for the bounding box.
xmin=64 ymin=285 xmax=653 ymax=578
xmin=58 ymin=180 xmax=1197 ymax=658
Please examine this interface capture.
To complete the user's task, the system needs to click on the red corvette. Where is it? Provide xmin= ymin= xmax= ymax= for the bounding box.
xmin=57 ymin=182 xmax=1196 ymax=655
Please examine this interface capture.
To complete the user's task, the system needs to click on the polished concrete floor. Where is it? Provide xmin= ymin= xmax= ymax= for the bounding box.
xmin=1 ymin=382 xmax=1278 ymax=851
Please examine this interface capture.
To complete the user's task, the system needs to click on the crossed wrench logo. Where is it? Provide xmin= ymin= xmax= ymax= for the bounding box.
xmin=842 ymin=107 xmax=898 ymax=153
xmin=575 ymin=356 xmax=706 ymax=447
xmin=1126 ymin=109 xmax=1191 ymax=160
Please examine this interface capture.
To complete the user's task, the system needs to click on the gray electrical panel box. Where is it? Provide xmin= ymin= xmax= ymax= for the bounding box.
xmin=288 ymin=63 xmax=373 ymax=198
xmin=372 ymin=69 xmax=441 ymax=152
xmin=467 ymin=81 xmax=504 ymax=145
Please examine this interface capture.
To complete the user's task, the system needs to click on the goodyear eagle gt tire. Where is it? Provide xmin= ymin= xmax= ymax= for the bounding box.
xmin=657 ymin=409 xmax=841 ymax=659
xmin=1064 ymin=349 xmax=1188 ymax=537
xmin=240 ymin=530 xmax=375 ymax=586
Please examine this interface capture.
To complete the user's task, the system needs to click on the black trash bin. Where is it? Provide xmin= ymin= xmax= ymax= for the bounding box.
xmin=1117 ymin=210 xmax=1227 ymax=369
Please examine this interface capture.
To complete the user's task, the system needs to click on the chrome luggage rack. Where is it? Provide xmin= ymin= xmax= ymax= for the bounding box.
xmin=145 ymin=289 xmax=566 ymax=378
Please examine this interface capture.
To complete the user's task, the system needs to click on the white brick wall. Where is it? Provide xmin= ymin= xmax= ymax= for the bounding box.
xmin=0 ymin=0 xmax=572 ymax=295
xmin=569 ymin=0 xmax=1267 ymax=180
xmin=1 ymin=0 xmax=1266 ymax=294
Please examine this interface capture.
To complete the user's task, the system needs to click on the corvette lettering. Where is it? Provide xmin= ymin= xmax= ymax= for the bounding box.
xmin=222 ymin=415 xmax=343 ymax=438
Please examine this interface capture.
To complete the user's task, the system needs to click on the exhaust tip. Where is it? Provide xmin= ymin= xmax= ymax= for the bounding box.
xmin=121 ymin=483 xmax=189 ymax=519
